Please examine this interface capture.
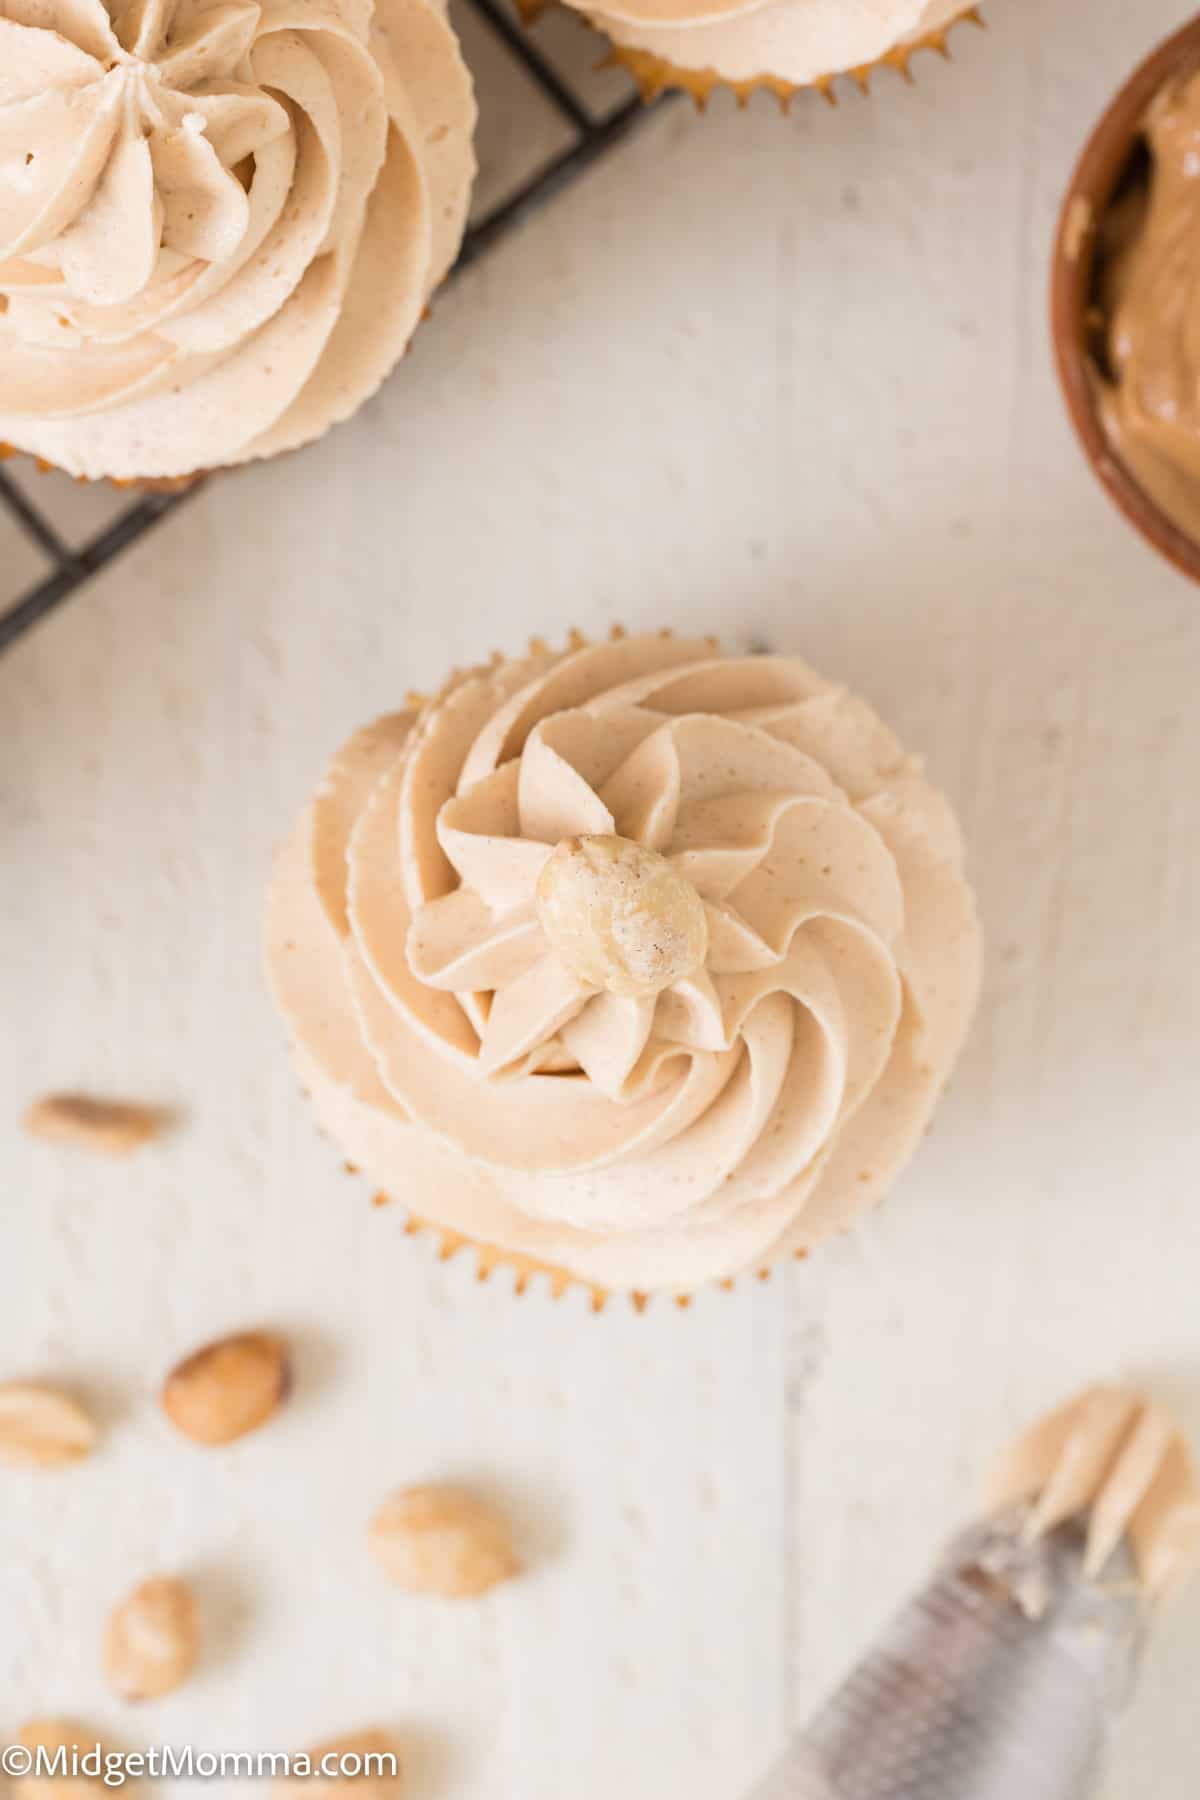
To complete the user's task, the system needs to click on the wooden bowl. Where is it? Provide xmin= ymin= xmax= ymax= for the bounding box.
xmin=1051 ymin=14 xmax=1200 ymax=585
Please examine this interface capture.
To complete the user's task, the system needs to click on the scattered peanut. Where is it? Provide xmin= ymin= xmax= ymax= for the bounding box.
xmin=103 ymin=1575 xmax=199 ymax=1702
xmin=272 ymin=1730 xmax=403 ymax=1800
xmin=12 ymin=1720 xmax=107 ymax=1800
xmin=0 ymin=1383 xmax=96 ymax=1470
xmin=535 ymin=833 xmax=709 ymax=998
xmin=369 ymin=1484 xmax=520 ymax=1598
xmin=161 ymin=1331 xmax=290 ymax=1446
xmin=23 ymin=1094 xmax=161 ymax=1156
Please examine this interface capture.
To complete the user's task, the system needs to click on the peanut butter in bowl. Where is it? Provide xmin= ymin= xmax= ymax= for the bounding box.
xmin=1092 ymin=58 xmax=1200 ymax=548
xmin=1053 ymin=17 xmax=1200 ymax=582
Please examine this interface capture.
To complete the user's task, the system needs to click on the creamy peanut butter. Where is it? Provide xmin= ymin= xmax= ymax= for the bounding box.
xmin=1095 ymin=60 xmax=1200 ymax=546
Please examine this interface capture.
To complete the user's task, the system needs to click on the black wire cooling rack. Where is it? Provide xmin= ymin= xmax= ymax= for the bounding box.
xmin=0 ymin=0 xmax=664 ymax=656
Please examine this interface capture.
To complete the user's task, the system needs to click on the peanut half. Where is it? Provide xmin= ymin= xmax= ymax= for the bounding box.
xmin=103 ymin=1575 xmax=199 ymax=1702
xmin=13 ymin=1720 xmax=109 ymax=1800
xmin=369 ymin=1485 xmax=520 ymax=1598
xmin=0 ymin=1383 xmax=96 ymax=1470
xmin=23 ymin=1094 xmax=161 ymax=1156
xmin=273 ymin=1730 xmax=404 ymax=1800
xmin=162 ymin=1331 xmax=290 ymax=1446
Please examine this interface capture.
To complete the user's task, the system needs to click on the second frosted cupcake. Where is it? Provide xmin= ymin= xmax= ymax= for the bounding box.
xmin=568 ymin=0 xmax=982 ymax=106
xmin=0 ymin=0 xmax=476 ymax=483
xmin=267 ymin=632 xmax=981 ymax=1299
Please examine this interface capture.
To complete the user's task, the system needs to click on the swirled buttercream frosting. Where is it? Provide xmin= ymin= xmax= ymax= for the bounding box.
xmin=266 ymin=633 xmax=981 ymax=1294
xmin=0 ymin=0 xmax=475 ymax=479
xmin=570 ymin=0 xmax=971 ymax=90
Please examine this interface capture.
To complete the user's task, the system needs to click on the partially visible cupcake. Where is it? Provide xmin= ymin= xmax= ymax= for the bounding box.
xmin=0 ymin=0 xmax=475 ymax=483
xmin=266 ymin=632 xmax=981 ymax=1301
xmin=558 ymin=0 xmax=982 ymax=108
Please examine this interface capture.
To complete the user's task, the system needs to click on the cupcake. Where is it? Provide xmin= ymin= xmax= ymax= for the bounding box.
xmin=559 ymin=0 xmax=982 ymax=108
xmin=266 ymin=632 xmax=981 ymax=1301
xmin=0 ymin=0 xmax=476 ymax=483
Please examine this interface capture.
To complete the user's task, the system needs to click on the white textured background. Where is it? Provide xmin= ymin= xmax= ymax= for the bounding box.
xmin=2 ymin=0 xmax=1199 ymax=1794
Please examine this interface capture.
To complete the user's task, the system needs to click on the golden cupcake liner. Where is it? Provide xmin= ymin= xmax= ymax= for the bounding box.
xmin=401 ymin=622 xmax=716 ymax=719
xmin=373 ymin=1192 xmax=800 ymax=1313
xmin=0 ymin=443 xmax=201 ymax=495
xmin=521 ymin=3 xmax=984 ymax=111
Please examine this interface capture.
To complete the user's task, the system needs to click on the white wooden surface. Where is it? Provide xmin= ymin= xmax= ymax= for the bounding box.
xmin=2 ymin=0 xmax=1199 ymax=1793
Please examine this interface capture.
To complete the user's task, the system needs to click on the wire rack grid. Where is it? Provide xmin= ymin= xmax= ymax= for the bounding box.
xmin=0 ymin=0 xmax=664 ymax=656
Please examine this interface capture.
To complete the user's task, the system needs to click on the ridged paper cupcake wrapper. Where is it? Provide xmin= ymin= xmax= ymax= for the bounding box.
xmin=0 ymin=443 xmax=201 ymax=495
xmin=518 ymin=3 xmax=984 ymax=111
xmin=374 ymin=1190 xmax=803 ymax=1313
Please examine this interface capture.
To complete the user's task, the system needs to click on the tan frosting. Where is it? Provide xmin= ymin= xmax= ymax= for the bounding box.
xmin=266 ymin=634 xmax=981 ymax=1294
xmin=0 ymin=0 xmax=475 ymax=479
xmin=576 ymin=0 xmax=969 ymax=87
xmin=987 ymin=1386 xmax=1200 ymax=1601
xmin=1096 ymin=60 xmax=1200 ymax=546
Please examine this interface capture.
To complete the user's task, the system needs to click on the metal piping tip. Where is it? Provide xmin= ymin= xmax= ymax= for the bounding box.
xmin=748 ymin=1384 xmax=1200 ymax=1800
xmin=749 ymin=1513 xmax=1147 ymax=1800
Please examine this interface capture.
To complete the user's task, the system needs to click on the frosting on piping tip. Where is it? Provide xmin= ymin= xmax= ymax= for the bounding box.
xmin=987 ymin=1386 xmax=1200 ymax=1600
xmin=266 ymin=633 xmax=981 ymax=1294
xmin=579 ymin=0 xmax=971 ymax=89
xmin=0 ymin=0 xmax=476 ymax=479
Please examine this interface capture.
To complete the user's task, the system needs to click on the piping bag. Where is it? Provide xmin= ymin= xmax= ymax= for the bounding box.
xmin=750 ymin=1386 xmax=1200 ymax=1800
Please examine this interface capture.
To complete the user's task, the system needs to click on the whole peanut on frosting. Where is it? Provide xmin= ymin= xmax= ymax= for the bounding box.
xmin=535 ymin=833 xmax=709 ymax=999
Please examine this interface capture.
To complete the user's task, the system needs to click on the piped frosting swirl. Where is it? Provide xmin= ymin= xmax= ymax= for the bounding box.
xmin=988 ymin=1386 xmax=1200 ymax=1601
xmin=0 ymin=0 xmax=475 ymax=479
xmin=266 ymin=633 xmax=981 ymax=1294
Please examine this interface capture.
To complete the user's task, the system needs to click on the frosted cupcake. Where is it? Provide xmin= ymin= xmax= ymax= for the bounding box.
xmin=561 ymin=0 xmax=982 ymax=107
xmin=266 ymin=632 xmax=981 ymax=1300
xmin=0 ymin=0 xmax=476 ymax=482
